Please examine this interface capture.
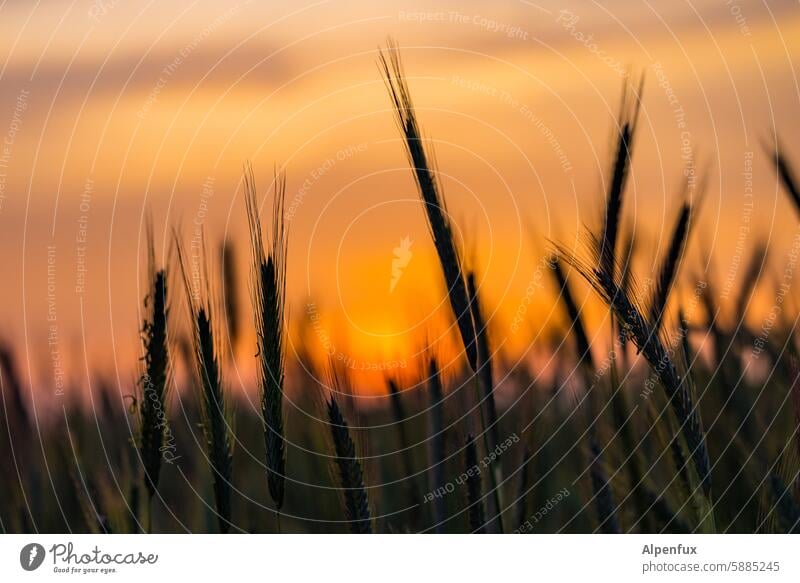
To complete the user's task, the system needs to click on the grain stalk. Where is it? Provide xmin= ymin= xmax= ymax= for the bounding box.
xmin=137 ymin=220 xmax=171 ymax=531
xmin=767 ymin=137 xmax=800 ymax=217
xmin=175 ymin=234 xmax=234 ymax=534
xmin=599 ymin=74 xmax=644 ymax=280
xmin=557 ymin=238 xmax=715 ymax=531
xmin=326 ymin=392 xmax=372 ymax=534
xmin=244 ymin=163 xmax=288 ymax=521
xmin=648 ymin=195 xmax=692 ymax=335
xmin=379 ymin=39 xmax=477 ymax=372
xmin=220 ymin=238 xmax=240 ymax=349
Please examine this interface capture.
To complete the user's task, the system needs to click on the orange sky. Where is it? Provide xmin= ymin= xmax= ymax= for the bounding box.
xmin=0 ymin=0 xmax=798 ymax=402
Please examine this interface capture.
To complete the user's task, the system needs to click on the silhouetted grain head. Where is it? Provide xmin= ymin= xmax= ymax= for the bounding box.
xmin=197 ymin=307 xmax=234 ymax=533
xmin=648 ymin=192 xmax=695 ymax=334
xmin=618 ymin=227 xmax=636 ymax=352
xmin=618 ymin=226 xmax=637 ymax=297
xmin=220 ymin=238 xmax=240 ymax=349
xmin=175 ymin=233 xmax=234 ymax=533
xmin=678 ymin=309 xmax=695 ymax=380
xmin=379 ymin=39 xmax=477 ymax=372
xmin=767 ymin=137 xmax=800 ymax=217
xmin=138 ymin=220 xmax=171 ymax=499
xmin=326 ymin=390 xmax=372 ymax=533
xmin=734 ymin=241 xmax=768 ymax=321
xmin=556 ymin=237 xmax=673 ymax=379
xmin=698 ymin=270 xmax=719 ymax=334
xmin=244 ymin=163 xmax=288 ymax=512
xmin=464 ymin=434 xmax=486 ymax=533
xmin=556 ymin=237 xmax=712 ymax=503
xmin=599 ymin=74 xmax=644 ymax=279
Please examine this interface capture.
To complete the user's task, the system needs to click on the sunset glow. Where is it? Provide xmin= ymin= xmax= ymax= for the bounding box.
xmin=0 ymin=1 xmax=797 ymax=396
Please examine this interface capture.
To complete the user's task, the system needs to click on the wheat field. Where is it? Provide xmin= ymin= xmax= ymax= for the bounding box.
xmin=1 ymin=31 xmax=799 ymax=534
